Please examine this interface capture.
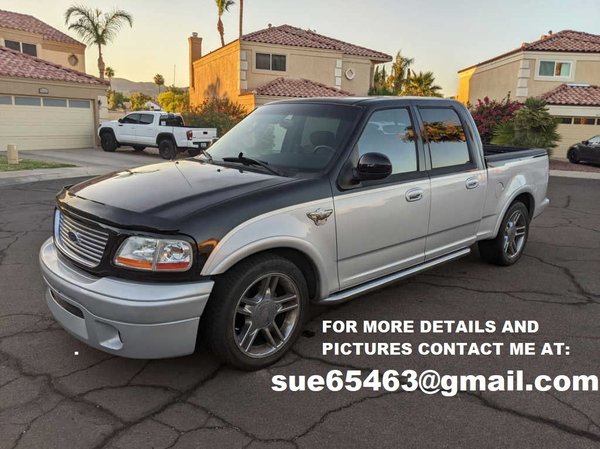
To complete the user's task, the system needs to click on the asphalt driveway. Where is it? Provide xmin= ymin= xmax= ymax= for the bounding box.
xmin=0 ymin=176 xmax=598 ymax=448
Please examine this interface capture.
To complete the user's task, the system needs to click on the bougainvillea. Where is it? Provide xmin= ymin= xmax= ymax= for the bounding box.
xmin=468 ymin=96 xmax=522 ymax=144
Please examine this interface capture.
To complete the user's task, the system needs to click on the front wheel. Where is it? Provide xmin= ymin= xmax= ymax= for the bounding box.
xmin=158 ymin=139 xmax=176 ymax=160
xmin=478 ymin=201 xmax=530 ymax=266
xmin=567 ymin=148 xmax=580 ymax=164
xmin=100 ymin=132 xmax=118 ymax=152
xmin=202 ymin=254 xmax=309 ymax=370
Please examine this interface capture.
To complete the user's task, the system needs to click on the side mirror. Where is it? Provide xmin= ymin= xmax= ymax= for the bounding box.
xmin=582 ymin=140 xmax=589 ymax=145
xmin=355 ymin=152 xmax=392 ymax=181
xmin=118 ymin=118 xmax=123 ymax=123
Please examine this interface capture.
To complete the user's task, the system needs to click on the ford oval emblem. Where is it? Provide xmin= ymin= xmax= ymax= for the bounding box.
xmin=67 ymin=231 xmax=79 ymax=243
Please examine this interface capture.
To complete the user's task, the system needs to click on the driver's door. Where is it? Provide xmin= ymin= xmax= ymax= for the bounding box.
xmin=333 ymin=108 xmax=430 ymax=289
xmin=117 ymin=113 xmax=140 ymax=143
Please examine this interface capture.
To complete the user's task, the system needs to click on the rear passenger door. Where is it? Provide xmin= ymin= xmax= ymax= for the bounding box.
xmin=334 ymin=108 xmax=430 ymax=289
xmin=416 ymin=106 xmax=487 ymax=260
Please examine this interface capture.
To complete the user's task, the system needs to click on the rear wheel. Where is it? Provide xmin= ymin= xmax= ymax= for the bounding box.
xmin=100 ymin=132 xmax=118 ymax=152
xmin=478 ymin=201 xmax=530 ymax=266
xmin=158 ymin=139 xmax=176 ymax=160
xmin=202 ymin=254 xmax=308 ymax=370
xmin=567 ymin=148 xmax=580 ymax=164
xmin=132 ymin=145 xmax=146 ymax=152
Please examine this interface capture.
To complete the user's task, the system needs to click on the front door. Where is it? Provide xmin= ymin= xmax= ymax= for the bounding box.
xmin=334 ymin=108 xmax=430 ymax=289
xmin=117 ymin=113 xmax=141 ymax=143
xmin=135 ymin=113 xmax=157 ymax=145
xmin=416 ymin=106 xmax=487 ymax=260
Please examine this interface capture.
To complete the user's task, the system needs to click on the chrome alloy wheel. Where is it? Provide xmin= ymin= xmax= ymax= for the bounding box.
xmin=503 ymin=209 xmax=527 ymax=259
xmin=233 ymin=273 xmax=300 ymax=358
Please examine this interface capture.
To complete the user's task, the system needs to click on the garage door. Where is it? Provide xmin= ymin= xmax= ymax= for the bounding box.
xmin=0 ymin=95 xmax=94 ymax=150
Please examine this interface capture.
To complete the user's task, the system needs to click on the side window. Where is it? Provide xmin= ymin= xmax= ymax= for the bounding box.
xmin=419 ymin=108 xmax=471 ymax=170
xmin=138 ymin=114 xmax=154 ymax=125
xmin=356 ymin=108 xmax=418 ymax=175
xmin=122 ymin=114 xmax=140 ymax=124
xmin=589 ymin=136 xmax=600 ymax=144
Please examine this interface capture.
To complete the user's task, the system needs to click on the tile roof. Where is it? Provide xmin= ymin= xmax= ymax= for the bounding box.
xmin=541 ymin=84 xmax=600 ymax=107
xmin=459 ymin=30 xmax=600 ymax=72
xmin=0 ymin=9 xmax=84 ymax=46
xmin=242 ymin=25 xmax=392 ymax=61
xmin=0 ymin=46 xmax=108 ymax=85
xmin=252 ymin=77 xmax=352 ymax=98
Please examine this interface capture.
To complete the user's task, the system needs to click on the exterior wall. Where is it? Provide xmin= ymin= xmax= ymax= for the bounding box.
xmin=456 ymin=67 xmax=476 ymax=104
xmin=237 ymin=93 xmax=256 ymax=112
xmin=0 ymin=76 xmax=108 ymax=149
xmin=340 ymin=56 xmax=373 ymax=95
xmin=459 ymin=55 xmax=522 ymax=104
xmin=0 ymin=27 xmax=86 ymax=72
xmin=190 ymin=40 xmax=240 ymax=106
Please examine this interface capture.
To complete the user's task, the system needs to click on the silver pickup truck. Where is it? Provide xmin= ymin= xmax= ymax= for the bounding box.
xmin=40 ymin=97 xmax=549 ymax=369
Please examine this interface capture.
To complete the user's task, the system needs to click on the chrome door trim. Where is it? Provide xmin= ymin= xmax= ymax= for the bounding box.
xmin=316 ymin=247 xmax=470 ymax=305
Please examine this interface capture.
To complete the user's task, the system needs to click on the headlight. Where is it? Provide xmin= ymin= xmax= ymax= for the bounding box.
xmin=114 ymin=237 xmax=193 ymax=272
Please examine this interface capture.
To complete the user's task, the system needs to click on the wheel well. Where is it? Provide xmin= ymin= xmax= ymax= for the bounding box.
xmin=222 ymin=248 xmax=319 ymax=301
xmin=156 ymin=133 xmax=175 ymax=145
xmin=513 ymin=192 xmax=534 ymax=217
xmin=99 ymin=128 xmax=114 ymax=136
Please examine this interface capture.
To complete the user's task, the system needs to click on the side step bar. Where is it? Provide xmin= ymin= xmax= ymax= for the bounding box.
xmin=316 ymin=247 xmax=471 ymax=305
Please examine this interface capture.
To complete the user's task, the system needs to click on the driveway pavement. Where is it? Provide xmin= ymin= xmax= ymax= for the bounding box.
xmin=0 ymin=176 xmax=598 ymax=448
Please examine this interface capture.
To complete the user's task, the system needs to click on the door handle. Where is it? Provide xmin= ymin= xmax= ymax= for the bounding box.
xmin=117 ymin=124 xmax=123 ymax=127
xmin=466 ymin=177 xmax=479 ymax=189
xmin=405 ymin=188 xmax=423 ymax=202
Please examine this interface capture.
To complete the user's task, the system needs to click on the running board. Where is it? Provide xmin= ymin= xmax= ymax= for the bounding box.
xmin=317 ymin=248 xmax=471 ymax=305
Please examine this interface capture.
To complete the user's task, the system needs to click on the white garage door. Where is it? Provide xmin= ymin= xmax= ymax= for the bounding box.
xmin=0 ymin=95 xmax=94 ymax=150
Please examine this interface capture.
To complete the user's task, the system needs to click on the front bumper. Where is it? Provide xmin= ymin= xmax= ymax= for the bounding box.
xmin=39 ymin=238 xmax=214 ymax=359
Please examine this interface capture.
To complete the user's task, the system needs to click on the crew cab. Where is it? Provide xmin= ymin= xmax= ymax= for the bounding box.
xmin=41 ymin=97 xmax=549 ymax=370
xmin=98 ymin=111 xmax=217 ymax=159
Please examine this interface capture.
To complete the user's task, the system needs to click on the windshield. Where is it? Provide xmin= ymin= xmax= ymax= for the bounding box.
xmin=206 ymin=103 xmax=359 ymax=174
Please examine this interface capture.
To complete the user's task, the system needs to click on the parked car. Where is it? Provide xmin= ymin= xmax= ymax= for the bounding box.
xmin=98 ymin=111 xmax=217 ymax=159
xmin=41 ymin=97 xmax=549 ymax=370
xmin=567 ymin=135 xmax=600 ymax=164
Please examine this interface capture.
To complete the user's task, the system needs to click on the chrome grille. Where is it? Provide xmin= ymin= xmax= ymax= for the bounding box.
xmin=54 ymin=210 xmax=109 ymax=267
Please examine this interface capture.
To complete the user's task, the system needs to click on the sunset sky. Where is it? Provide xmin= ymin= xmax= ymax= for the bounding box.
xmin=4 ymin=0 xmax=600 ymax=95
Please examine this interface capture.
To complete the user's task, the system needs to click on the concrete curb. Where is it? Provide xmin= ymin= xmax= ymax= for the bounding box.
xmin=549 ymin=170 xmax=600 ymax=180
xmin=0 ymin=167 xmax=113 ymax=187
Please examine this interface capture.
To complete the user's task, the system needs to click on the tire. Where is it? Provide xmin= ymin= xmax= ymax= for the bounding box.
xmin=100 ymin=131 xmax=118 ymax=152
xmin=158 ymin=138 xmax=176 ymax=160
xmin=188 ymin=148 xmax=201 ymax=157
xmin=567 ymin=148 xmax=580 ymax=164
xmin=132 ymin=145 xmax=146 ymax=152
xmin=478 ymin=201 xmax=530 ymax=266
xmin=202 ymin=254 xmax=309 ymax=370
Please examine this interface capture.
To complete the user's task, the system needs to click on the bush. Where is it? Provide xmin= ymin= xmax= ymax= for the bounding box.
xmin=468 ymin=96 xmax=521 ymax=144
xmin=183 ymin=97 xmax=247 ymax=136
xmin=157 ymin=88 xmax=189 ymax=113
xmin=491 ymin=97 xmax=559 ymax=153
xmin=130 ymin=92 xmax=152 ymax=111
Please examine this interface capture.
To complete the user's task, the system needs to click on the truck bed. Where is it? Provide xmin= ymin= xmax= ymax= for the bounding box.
xmin=483 ymin=145 xmax=547 ymax=165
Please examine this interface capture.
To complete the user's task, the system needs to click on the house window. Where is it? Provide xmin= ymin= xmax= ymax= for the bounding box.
xmin=0 ymin=96 xmax=12 ymax=105
xmin=557 ymin=117 xmax=573 ymax=124
xmin=43 ymin=98 xmax=67 ymax=107
xmin=4 ymin=40 xmax=37 ymax=57
xmin=573 ymin=117 xmax=595 ymax=125
xmin=15 ymin=96 xmax=41 ymax=106
xmin=538 ymin=60 xmax=571 ymax=78
xmin=255 ymin=53 xmax=286 ymax=71
xmin=69 ymin=99 xmax=90 ymax=108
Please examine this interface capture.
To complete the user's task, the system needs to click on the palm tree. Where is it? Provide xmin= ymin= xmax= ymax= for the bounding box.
xmin=154 ymin=74 xmax=165 ymax=96
xmin=65 ymin=5 xmax=133 ymax=80
xmin=104 ymin=66 xmax=115 ymax=86
xmin=215 ymin=0 xmax=235 ymax=47
xmin=387 ymin=51 xmax=414 ymax=94
xmin=402 ymin=71 xmax=443 ymax=97
xmin=238 ymin=0 xmax=244 ymax=38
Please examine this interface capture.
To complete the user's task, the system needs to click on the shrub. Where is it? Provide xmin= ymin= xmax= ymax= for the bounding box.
xmin=491 ymin=97 xmax=559 ymax=153
xmin=183 ymin=97 xmax=247 ymax=136
xmin=157 ymin=88 xmax=189 ymax=113
xmin=468 ymin=96 xmax=521 ymax=144
xmin=130 ymin=92 xmax=152 ymax=111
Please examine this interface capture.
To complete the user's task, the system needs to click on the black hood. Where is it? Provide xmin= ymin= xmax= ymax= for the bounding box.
xmin=59 ymin=160 xmax=297 ymax=232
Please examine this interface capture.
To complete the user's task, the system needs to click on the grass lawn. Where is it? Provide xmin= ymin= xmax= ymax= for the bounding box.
xmin=0 ymin=155 xmax=75 ymax=172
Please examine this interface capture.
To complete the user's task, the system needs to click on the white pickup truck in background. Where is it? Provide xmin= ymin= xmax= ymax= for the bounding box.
xmin=98 ymin=111 xmax=217 ymax=159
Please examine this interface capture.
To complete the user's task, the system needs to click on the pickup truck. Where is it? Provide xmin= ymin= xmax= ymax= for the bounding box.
xmin=40 ymin=97 xmax=549 ymax=370
xmin=98 ymin=111 xmax=217 ymax=159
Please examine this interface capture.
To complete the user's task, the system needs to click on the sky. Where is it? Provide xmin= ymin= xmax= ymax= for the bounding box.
xmin=3 ymin=0 xmax=600 ymax=96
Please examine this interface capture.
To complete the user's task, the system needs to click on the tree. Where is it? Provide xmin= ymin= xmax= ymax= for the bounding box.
xmin=215 ymin=0 xmax=235 ymax=46
xmin=157 ymin=88 xmax=189 ymax=113
xmin=130 ymin=92 xmax=152 ymax=111
xmin=153 ymin=74 xmax=165 ymax=96
xmin=104 ymin=66 xmax=115 ymax=86
xmin=492 ymin=97 xmax=559 ymax=153
xmin=468 ymin=96 xmax=521 ymax=144
xmin=369 ymin=66 xmax=394 ymax=96
xmin=107 ymin=89 xmax=128 ymax=110
xmin=64 ymin=5 xmax=133 ymax=80
xmin=239 ymin=0 xmax=244 ymax=38
xmin=402 ymin=71 xmax=443 ymax=97
xmin=387 ymin=51 xmax=414 ymax=94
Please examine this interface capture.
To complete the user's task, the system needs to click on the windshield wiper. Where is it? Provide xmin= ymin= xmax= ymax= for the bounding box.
xmin=221 ymin=152 xmax=282 ymax=176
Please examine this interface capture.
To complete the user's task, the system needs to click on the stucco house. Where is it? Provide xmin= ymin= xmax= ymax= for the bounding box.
xmin=457 ymin=30 xmax=600 ymax=158
xmin=188 ymin=24 xmax=392 ymax=111
xmin=0 ymin=9 xmax=109 ymax=151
